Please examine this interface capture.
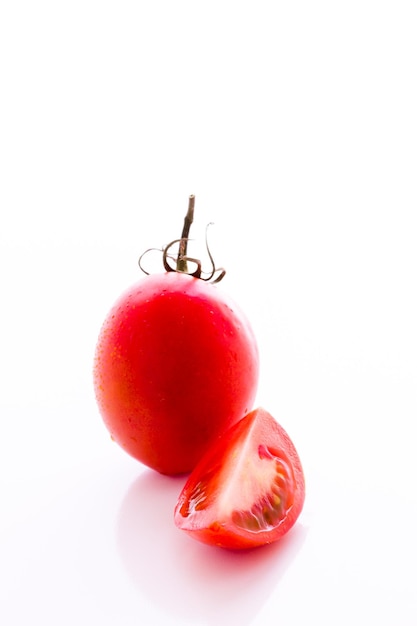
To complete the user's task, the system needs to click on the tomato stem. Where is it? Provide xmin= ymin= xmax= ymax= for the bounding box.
xmin=139 ymin=194 xmax=225 ymax=283
xmin=177 ymin=195 xmax=195 ymax=273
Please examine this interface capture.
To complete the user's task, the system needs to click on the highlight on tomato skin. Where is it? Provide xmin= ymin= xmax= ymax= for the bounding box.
xmin=174 ymin=407 xmax=305 ymax=550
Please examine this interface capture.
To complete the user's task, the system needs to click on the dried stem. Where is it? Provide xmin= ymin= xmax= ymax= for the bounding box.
xmin=177 ymin=195 xmax=195 ymax=272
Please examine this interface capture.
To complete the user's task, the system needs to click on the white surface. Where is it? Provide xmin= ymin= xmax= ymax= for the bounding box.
xmin=1 ymin=2 xmax=417 ymax=624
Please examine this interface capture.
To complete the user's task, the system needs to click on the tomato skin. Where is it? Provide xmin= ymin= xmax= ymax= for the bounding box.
xmin=174 ymin=407 xmax=305 ymax=549
xmin=94 ymin=272 xmax=259 ymax=475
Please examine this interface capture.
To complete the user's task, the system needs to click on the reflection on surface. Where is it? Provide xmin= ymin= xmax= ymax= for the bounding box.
xmin=117 ymin=469 xmax=307 ymax=626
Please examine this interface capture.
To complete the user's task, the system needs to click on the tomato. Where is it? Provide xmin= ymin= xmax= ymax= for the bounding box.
xmin=174 ymin=407 xmax=305 ymax=549
xmin=94 ymin=271 xmax=259 ymax=475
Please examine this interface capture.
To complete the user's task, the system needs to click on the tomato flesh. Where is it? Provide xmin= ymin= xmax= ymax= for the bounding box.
xmin=174 ymin=407 xmax=305 ymax=549
xmin=94 ymin=272 xmax=259 ymax=475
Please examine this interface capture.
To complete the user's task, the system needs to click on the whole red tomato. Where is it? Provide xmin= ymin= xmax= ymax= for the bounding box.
xmin=174 ymin=407 xmax=305 ymax=549
xmin=94 ymin=201 xmax=259 ymax=475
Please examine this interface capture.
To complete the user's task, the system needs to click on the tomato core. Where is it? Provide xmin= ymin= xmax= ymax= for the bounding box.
xmin=231 ymin=445 xmax=295 ymax=533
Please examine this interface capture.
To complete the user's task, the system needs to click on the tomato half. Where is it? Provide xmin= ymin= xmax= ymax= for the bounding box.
xmin=94 ymin=272 xmax=259 ymax=475
xmin=174 ymin=407 xmax=305 ymax=549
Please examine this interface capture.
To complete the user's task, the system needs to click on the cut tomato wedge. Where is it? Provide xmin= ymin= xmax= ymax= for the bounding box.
xmin=174 ymin=407 xmax=305 ymax=549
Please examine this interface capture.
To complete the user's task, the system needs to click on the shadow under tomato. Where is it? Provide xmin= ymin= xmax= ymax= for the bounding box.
xmin=117 ymin=469 xmax=307 ymax=626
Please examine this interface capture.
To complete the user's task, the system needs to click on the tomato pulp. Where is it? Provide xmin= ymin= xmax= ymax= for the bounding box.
xmin=174 ymin=407 xmax=305 ymax=549
xmin=94 ymin=272 xmax=259 ymax=475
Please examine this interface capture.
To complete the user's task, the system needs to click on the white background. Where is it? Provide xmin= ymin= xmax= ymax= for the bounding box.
xmin=1 ymin=1 xmax=416 ymax=624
